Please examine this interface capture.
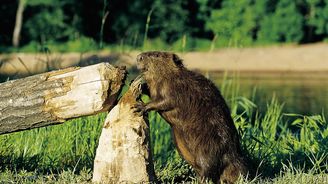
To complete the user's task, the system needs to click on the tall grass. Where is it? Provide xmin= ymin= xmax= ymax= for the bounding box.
xmin=0 ymin=114 xmax=106 ymax=172
xmin=0 ymin=75 xmax=327 ymax=183
xmin=143 ymin=8 xmax=154 ymax=50
xmin=99 ymin=0 xmax=109 ymax=49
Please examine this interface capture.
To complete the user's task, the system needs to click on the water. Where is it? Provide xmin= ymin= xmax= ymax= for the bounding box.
xmin=211 ymin=71 xmax=328 ymax=117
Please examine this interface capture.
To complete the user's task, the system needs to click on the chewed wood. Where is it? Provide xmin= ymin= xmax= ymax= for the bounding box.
xmin=0 ymin=63 xmax=126 ymax=135
xmin=92 ymin=75 xmax=156 ymax=183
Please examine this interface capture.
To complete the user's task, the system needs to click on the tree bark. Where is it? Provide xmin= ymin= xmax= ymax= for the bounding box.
xmin=0 ymin=63 xmax=126 ymax=135
xmin=13 ymin=0 xmax=25 ymax=47
xmin=93 ymin=76 xmax=156 ymax=183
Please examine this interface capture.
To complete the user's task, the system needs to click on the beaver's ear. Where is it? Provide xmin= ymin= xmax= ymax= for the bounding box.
xmin=172 ymin=54 xmax=184 ymax=67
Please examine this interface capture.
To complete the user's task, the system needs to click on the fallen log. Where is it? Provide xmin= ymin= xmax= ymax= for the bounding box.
xmin=0 ymin=63 xmax=126 ymax=135
xmin=92 ymin=76 xmax=156 ymax=183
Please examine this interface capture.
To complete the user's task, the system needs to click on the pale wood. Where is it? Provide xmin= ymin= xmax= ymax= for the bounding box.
xmin=92 ymin=76 xmax=156 ymax=183
xmin=0 ymin=63 xmax=126 ymax=135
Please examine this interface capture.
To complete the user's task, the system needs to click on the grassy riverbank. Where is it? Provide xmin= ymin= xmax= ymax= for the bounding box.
xmin=0 ymin=77 xmax=327 ymax=183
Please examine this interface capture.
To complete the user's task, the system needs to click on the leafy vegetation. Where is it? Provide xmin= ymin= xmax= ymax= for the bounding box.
xmin=2 ymin=0 xmax=328 ymax=52
xmin=0 ymin=76 xmax=327 ymax=183
xmin=257 ymin=0 xmax=304 ymax=43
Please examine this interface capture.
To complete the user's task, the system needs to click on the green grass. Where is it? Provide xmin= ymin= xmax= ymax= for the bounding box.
xmin=0 ymin=76 xmax=328 ymax=183
xmin=2 ymin=35 xmax=281 ymax=54
xmin=0 ymin=114 xmax=105 ymax=173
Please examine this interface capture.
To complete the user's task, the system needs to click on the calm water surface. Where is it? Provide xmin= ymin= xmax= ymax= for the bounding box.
xmin=211 ymin=71 xmax=328 ymax=117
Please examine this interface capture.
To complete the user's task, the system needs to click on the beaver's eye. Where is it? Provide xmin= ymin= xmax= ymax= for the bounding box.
xmin=137 ymin=55 xmax=144 ymax=60
xmin=155 ymin=53 xmax=159 ymax=57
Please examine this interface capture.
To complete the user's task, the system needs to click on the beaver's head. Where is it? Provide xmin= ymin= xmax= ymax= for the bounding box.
xmin=136 ymin=51 xmax=184 ymax=76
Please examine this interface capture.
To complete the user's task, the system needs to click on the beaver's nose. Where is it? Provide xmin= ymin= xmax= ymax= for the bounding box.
xmin=136 ymin=54 xmax=144 ymax=61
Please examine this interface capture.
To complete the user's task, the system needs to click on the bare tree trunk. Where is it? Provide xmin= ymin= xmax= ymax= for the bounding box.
xmin=93 ymin=76 xmax=157 ymax=183
xmin=0 ymin=63 xmax=126 ymax=135
xmin=13 ymin=0 xmax=25 ymax=47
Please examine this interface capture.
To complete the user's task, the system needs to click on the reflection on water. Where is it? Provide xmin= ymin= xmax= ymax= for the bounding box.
xmin=211 ymin=71 xmax=328 ymax=116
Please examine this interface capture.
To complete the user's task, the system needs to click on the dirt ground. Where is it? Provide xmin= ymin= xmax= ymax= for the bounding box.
xmin=1 ymin=43 xmax=327 ymax=77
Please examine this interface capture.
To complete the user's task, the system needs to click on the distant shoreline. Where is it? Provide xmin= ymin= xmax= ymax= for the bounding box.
xmin=1 ymin=43 xmax=328 ymax=77
xmin=206 ymin=70 xmax=328 ymax=82
xmin=182 ymin=43 xmax=328 ymax=72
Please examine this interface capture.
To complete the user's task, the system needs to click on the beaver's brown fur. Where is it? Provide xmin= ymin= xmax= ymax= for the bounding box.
xmin=135 ymin=51 xmax=248 ymax=184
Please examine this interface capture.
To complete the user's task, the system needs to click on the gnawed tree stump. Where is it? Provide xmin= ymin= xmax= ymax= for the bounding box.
xmin=0 ymin=63 xmax=126 ymax=135
xmin=92 ymin=76 xmax=156 ymax=183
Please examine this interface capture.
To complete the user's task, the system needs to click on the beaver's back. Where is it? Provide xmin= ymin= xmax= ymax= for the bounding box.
xmin=158 ymin=69 xmax=240 ymax=150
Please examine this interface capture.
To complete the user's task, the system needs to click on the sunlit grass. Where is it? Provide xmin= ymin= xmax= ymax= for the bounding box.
xmin=0 ymin=76 xmax=327 ymax=183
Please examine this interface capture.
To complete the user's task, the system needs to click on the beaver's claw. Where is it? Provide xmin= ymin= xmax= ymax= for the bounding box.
xmin=132 ymin=101 xmax=147 ymax=115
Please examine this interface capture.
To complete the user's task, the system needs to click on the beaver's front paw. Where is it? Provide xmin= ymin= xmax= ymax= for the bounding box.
xmin=132 ymin=101 xmax=147 ymax=115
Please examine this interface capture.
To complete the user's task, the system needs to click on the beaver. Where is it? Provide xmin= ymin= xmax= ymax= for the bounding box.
xmin=135 ymin=51 xmax=248 ymax=184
